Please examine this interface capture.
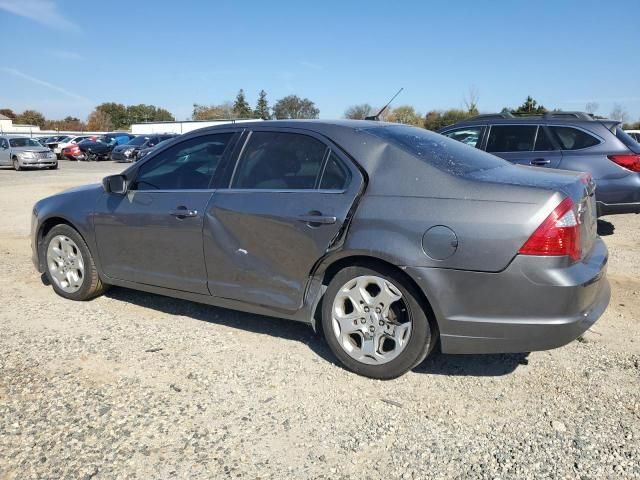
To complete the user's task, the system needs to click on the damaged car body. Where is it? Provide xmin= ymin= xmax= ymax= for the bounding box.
xmin=31 ymin=120 xmax=610 ymax=378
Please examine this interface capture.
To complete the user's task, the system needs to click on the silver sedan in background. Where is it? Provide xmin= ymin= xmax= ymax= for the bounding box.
xmin=0 ymin=135 xmax=58 ymax=170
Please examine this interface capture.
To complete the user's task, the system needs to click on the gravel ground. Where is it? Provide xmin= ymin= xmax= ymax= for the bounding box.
xmin=0 ymin=161 xmax=639 ymax=479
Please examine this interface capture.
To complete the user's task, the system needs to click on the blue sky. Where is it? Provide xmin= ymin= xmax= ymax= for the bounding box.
xmin=0 ymin=0 xmax=639 ymax=122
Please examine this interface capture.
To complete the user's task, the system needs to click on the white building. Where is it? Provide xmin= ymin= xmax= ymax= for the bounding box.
xmin=131 ymin=119 xmax=260 ymax=135
xmin=0 ymin=114 xmax=42 ymax=134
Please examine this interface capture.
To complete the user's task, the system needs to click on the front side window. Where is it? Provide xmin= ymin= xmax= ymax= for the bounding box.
xmin=132 ymin=133 xmax=233 ymax=191
xmin=1 ymin=138 xmax=8 ymax=148
xmin=486 ymin=125 xmax=537 ymax=152
xmin=550 ymin=126 xmax=600 ymax=150
xmin=231 ymin=132 xmax=327 ymax=189
xmin=441 ymin=126 xmax=483 ymax=148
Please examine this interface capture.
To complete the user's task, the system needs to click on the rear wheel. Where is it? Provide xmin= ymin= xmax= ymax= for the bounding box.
xmin=322 ymin=265 xmax=434 ymax=379
xmin=44 ymin=224 xmax=107 ymax=300
xmin=12 ymin=157 xmax=21 ymax=171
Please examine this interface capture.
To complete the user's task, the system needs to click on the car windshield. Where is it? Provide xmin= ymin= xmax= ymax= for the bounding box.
xmin=9 ymin=138 xmax=42 ymax=148
xmin=126 ymin=136 xmax=148 ymax=146
xmin=364 ymin=124 xmax=509 ymax=174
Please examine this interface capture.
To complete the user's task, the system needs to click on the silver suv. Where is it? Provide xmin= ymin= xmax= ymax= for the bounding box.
xmin=0 ymin=135 xmax=58 ymax=171
xmin=440 ymin=112 xmax=640 ymax=216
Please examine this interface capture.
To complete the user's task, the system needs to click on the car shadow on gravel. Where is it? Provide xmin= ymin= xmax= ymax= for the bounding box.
xmin=413 ymin=350 xmax=529 ymax=376
xmin=597 ymin=219 xmax=615 ymax=236
xmin=104 ymin=287 xmax=339 ymax=365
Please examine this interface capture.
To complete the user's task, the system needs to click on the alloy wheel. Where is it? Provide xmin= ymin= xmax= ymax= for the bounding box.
xmin=46 ymin=235 xmax=85 ymax=293
xmin=331 ymin=275 xmax=412 ymax=365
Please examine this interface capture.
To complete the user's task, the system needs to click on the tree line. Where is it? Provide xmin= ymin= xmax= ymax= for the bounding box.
xmin=1 ymin=91 xmax=638 ymax=132
xmin=0 ymin=104 xmax=175 ymax=132
xmin=344 ymin=95 xmax=639 ymax=131
xmin=192 ymin=89 xmax=319 ymax=121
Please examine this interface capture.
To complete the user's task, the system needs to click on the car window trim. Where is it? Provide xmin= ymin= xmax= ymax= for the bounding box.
xmin=126 ymin=130 xmax=240 ymax=192
xmin=226 ymin=128 xmax=349 ymax=193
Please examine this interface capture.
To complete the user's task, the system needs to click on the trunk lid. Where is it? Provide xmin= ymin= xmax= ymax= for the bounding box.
xmin=468 ymin=164 xmax=598 ymax=261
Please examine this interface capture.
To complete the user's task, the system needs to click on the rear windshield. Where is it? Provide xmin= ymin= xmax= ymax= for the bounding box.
xmin=613 ymin=127 xmax=640 ymax=153
xmin=364 ymin=124 xmax=508 ymax=174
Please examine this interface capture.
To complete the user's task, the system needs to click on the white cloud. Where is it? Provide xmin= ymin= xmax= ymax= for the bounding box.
xmin=0 ymin=0 xmax=80 ymax=32
xmin=1 ymin=67 xmax=91 ymax=104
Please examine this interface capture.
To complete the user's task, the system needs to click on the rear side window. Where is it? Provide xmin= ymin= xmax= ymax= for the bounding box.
xmin=365 ymin=124 xmax=508 ymax=175
xmin=534 ymin=127 xmax=557 ymax=151
xmin=441 ymin=126 xmax=483 ymax=148
xmin=549 ymin=126 xmax=599 ymax=150
xmin=320 ymin=151 xmax=350 ymax=190
xmin=486 ymin=125 xmax=537 ymax=152
xmin=231 ymin=132 xmax=327 ymax=190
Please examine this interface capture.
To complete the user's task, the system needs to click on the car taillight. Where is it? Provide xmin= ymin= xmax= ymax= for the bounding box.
xmin=519 ymin=198 xmax=581 ymax=262
xmin=607 ymin=154 xmax=640 ymax=172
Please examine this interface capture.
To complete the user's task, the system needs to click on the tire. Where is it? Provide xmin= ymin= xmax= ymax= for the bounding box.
xmin=321 ymin=265 xmax=434 ymax=379
xmin=43 ymin=224 xmax=107 ymax=301
xmin=12 ymin=157 xmax=21 ymax=171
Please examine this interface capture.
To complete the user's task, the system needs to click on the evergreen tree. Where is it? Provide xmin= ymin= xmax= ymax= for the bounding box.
xmin=233 ymin=89 xmax=252 ymax=118
xmin=254 ymin=90 xmax=270 ymax=120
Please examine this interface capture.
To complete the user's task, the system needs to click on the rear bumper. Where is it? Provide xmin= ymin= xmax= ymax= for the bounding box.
xmin=597 ymin=201 xmax=640 ymax=216
xmin=405 ymin=237 xmax=610 ymax=354
xmin=594 ymin=173 xmax=640 ymax=215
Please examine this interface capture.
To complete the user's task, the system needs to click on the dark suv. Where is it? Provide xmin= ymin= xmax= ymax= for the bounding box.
xmin=440 ymin=112 xmax=640 ymax=215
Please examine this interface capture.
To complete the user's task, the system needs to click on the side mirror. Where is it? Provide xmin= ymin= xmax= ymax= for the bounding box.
xmin=102 ymin=174 xmax=127 ymax=194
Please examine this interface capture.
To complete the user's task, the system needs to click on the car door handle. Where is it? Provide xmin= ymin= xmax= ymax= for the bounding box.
xmin=530 ymin=158 xmax=551 ymax=166
xmin=170 ymin=207 xmax=198 ymax=218
xmin=297 ymin=213 xmax=337 ymax=225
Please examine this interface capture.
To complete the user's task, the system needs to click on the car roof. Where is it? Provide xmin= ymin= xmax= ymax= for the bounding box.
xmin=441 ymin=112 xmax=621 ymax=130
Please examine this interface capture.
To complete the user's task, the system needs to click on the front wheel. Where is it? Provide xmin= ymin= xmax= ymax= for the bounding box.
xmin=321 ymin=265 xmax=434 ymax=379
xmin=44 ymin=224 xmax=107 ymax=300
xmin=12 ymin=157 xmax=21 ymax=171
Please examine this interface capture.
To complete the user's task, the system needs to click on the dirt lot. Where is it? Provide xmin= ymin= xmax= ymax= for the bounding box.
xmin=0 ymin=161 xmax=638 ymax=479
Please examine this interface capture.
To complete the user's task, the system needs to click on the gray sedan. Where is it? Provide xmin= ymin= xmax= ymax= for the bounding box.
xmin=30 ymin=121 xmax=610 ymax=379
xmin=0 ymin=135 xmax=58 ymax=170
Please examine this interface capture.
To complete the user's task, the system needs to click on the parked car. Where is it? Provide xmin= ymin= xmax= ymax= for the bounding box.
xmin=135 ymin=137 xmax=176 ymax=161
xmin=31 ymin=121 xmax=610 ymax=379
xmin=1 ymin=135 xmax=58 ymax=170
xmin=625 ymin=130 xmax=640 ymax=142
xmin=34 ymin=136 xmax=51 ymax=145
xmin=53 ymin=135 xmax=95 ymax=158
xmin=110 ymin=134 xmax=177 ymax=162
xmin=62 ymin=143 xmax=83 ymax=160
xmin=77 ymin=133 xmax=136 ymax=161
xmin=43 ymin=135 xmax=70 ymax=151
xmin=439 ymin=112 xmax=640 ymax=216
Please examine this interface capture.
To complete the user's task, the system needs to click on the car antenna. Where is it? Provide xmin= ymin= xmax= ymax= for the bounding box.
xmin=365 ymin=88 xmax=404 ymax=121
